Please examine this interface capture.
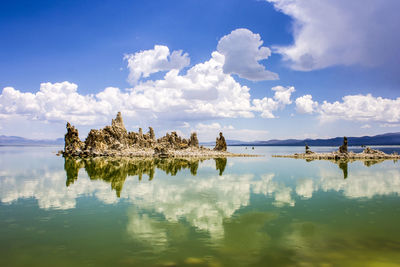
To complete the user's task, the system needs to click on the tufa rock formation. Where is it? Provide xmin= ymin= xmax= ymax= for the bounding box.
xmin=214 ymin=132 xmax=227 ymax=151
xmin=274 ymin=136 xmax=400 ymax=161
xmin=64 ymin=122 xmax=84 ymax=155
xmin=62 ymin=112 xmax=247 ymax=158
xmin=189 ymin=132 xmax=199 ymax=147
xmin=338 ymin=136 xmax=348 ymax=154
xmin=305 ymin=143 xmax=313 ymax=154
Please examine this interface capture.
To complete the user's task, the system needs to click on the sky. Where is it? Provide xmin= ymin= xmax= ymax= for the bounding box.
xmin=1 ymin=0 xmax=400 ymax=141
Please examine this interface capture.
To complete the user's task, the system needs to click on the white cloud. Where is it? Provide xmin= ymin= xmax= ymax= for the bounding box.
xmin=295 ymin=94 xmax=318 ymax=114
xmin=0 ymin=53 xmax=254 ymax=126
xmin=380 ymin=123 xmax=400 ymax=128
xmin=295 ymin=93 xmax=400 ymax=123
xmin=0 ymin=60 xmax=289 ymax=130
xmin=361 ymin=124 xmax=371 ymax=129
xmin=0 ymin=30 xmax=291 ymax=137
xmin=253 ymin=85 xmax=295 ymax=118
xmin=217 ymin=28 xmax=278 ymax=81
xmin=0 ymin=82 xmax=109 ymax=125
xmin=319 ymin=94 xmax=400 ymax=123
xmin=181 ymin=122 xmax=190 ymax=128
xmin=271 ymin=85 xmax=295 ymax=105
xmin=268 ymin=0 xmax=400 ymax=70
xmin=194 ymin=122 xmax=267 ymax=142
xmin=124 ymin=45 xmax=190 ymax=85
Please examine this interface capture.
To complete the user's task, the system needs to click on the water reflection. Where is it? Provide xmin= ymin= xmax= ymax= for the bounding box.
xmin=307 ymin=159 xmax=394 ymax=179
xmin=65 ymin=157 xmax=227 ymax=196
xmin=2 ymin=147 xmax=400 ymax=266
xmin=338 ymin=161 xmax=348 ymax=179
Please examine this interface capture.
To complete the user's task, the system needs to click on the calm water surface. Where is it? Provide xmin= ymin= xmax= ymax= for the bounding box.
xmin=1 ymin=146 xmax=400 ymax=266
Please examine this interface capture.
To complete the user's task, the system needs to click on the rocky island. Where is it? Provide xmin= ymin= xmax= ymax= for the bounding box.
xmin=273 ymin=137 xmax=400 ymax=161
xmin=62 ymin=112 xmax=254 ymax=158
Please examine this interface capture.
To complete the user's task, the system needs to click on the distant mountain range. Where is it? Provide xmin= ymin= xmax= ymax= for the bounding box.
xmin=0 ymin=135 xmax=64 ymax=146
xmin=202 ymin=132 xmax=400 ymax=146
xmin=2 ymin=132 xmax=400 ymax=146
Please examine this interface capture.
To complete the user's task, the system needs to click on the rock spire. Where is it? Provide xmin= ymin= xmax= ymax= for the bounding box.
xmin=214 ymin=132 xmax=227 ymax=151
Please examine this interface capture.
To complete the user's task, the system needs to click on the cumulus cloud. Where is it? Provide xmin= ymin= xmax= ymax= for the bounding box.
xmin=217 ymin=28 xmax=278 ymax=80
xmin=0 ymin=60 xmax=289 ymax=129
xmin=319 ymin=94 xmax=400 ymax=122
xmin=0 ymin=29 xmax=289 ymax=137
xmin=295 ymin=94 xmax=318 ymax=114
xmin=124 ymin=45 xmax=190 ymax=85
xmin=253 ymin=86 xmax=295 ymax=118
xmin=268 ymin=0 xmax=400 ymax=70
xmin=0 ymin=82 xmax=108 ymax=125
xmin=194 ymin=122 xmax=268 ymax=142
xmin=0 ymin=53 xmax=254 ymax=126
xmin=271 ymin=85 xmax=295 ymax=105
xmin=380 ymin=123 xmax=400 ymax=128
xmin=295 ymin=93 xmax=400 ymax=123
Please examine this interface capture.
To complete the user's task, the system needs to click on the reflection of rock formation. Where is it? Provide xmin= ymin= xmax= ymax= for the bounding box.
xmin=338 ymin=161 xmax=348 ymax=179
xmin=215 ymin=157 xmax=227 ymax=176
xmin=332 ymin=159 xmax=385 ymax=179
xmin=363 ymin=159 xmax=385 ymax=167
xmin=65 ymin=157 xmax=84 ymax=186
xmin=64 ymin=157 xmax=228 ymax=196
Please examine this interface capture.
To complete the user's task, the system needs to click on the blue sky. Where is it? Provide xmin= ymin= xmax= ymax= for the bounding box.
xmin=1 ymin=0 xmax=400 ymax=141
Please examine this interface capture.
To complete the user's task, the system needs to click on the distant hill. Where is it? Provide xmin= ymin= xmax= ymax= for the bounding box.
xmin=0 ymin=135 xmax=64 ymax=146
xmin=225 ymin=132 xmax=400 ymax=146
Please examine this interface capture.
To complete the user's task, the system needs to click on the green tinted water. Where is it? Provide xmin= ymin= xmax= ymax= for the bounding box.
xmin=1 ymin=146 xmax=400 ymax=266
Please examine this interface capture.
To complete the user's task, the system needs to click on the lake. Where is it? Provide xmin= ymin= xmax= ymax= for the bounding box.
xmin=1 ymin=146 xmax=400 ymax=266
